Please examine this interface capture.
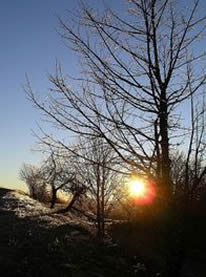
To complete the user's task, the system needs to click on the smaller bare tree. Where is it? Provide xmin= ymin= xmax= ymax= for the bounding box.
xmin=75 ymin=136 xmax=123 ymax=238
xmin=171 ymin=94 xmax=206 ymax=207
xmin=19 ymin=163 xmax=47 ymax=201
xmin=42 ymin=152 xmax=75 ymax=208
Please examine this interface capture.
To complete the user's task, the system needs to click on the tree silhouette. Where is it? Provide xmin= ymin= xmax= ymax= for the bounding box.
xmin=25 ymin=0 xmax=206 ymax=205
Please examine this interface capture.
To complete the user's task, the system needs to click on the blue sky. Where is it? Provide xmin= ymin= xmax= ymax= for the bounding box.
xmin=0 ymin=0 xmax=205 ymax=191
xmin=0 ymin=0 xmax=124 ymax=191
xmin=0 ymin=0 xmax=80 ymax=190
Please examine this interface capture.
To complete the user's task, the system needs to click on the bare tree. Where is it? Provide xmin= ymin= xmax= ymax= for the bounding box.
xmin=162 ymin=94 xmax=206 ymax=276
xmin=20 ymin=152 xmax=88 ymax=210
xmin=42 ymin=151 xmax=75 ymax=208
xmin=171 ymin=94 xmax=206 ymax=206
xmin=184 ymin=95 xmax=206 ymax=203
xmin=20 ymin=163 xmax=47 ymax=201
xmin=75 ymin=136 xmax=123 ymax=238
xmin=25 ymin=0 xmax=206 ymax=205
xmin=49 ymin=146 xmax=90 ymax=213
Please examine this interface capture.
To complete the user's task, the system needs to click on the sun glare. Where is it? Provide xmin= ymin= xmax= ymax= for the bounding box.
xmin=127 ymin=176 xmax=155 ymax=205
xmin=128 ymin=179 xmax=146 ymax=197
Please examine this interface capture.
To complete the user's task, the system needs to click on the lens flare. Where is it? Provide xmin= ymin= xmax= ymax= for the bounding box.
xmin=127 ymin=177 xmax=155 ymax=205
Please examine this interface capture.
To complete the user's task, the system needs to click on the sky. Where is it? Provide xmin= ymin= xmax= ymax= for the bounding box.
xmin=0 ymin=0 xmax=124 ymax=191
xmin=0 ymin=0 xmax=79 ymax=190
xmin=0 ymin=0 xmax=205 ymax=191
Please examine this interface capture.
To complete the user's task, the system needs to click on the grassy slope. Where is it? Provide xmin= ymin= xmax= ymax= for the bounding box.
xmin=0 ymin=188 xmax=133 ymax=277
xmin=1 ymin=188 xmax=206 ymax=277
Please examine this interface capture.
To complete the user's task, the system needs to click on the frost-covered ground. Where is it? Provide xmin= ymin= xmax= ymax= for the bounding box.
xmin=0 ymin=188 xmax=133 ymax=277
xmin=2 ymin=190 xmax=49 ymax=215
xmin=1 ymin=188 xmax=206 ymax=276
xmin=1 ymin=189 xmax=92 ymax=229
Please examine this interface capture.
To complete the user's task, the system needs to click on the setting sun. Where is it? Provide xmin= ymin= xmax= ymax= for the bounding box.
xmin=127 ymin=176 xmax=155 ymax=205
xmin=128 ymin=179 xmax=146 ymax=197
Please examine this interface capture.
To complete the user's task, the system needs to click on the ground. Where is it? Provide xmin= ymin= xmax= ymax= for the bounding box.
xmin=0 ymin=188 xmax=133 ymax=277
xmin=1 ymin=188 xmax=206 ymax=277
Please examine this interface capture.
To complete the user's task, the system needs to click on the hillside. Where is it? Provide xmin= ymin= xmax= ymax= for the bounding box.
xmin=1 ymin=188 xmax=206 ymax=277
xmin=0 ymin=188 xmax=132 ymax=277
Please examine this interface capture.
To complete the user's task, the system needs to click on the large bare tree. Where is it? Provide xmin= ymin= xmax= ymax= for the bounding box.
xmin=25 ymin=0 xmax=206 ymax=204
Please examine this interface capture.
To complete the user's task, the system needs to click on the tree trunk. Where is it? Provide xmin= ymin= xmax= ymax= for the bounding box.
xmin=59 ymin=192 xmax=79 ymax=213
xmin=96 ymin=174 xmax=102 ymax=239
xmin=50 ymin=186 xmax=57 ymax=208
xmin=159 ymin=91 xmax=171 ymax=200
xmin=101 ymin=178 xmax=105 ymax=238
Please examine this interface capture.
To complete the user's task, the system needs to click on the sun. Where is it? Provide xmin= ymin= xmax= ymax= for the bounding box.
xmin=128 ymin=179 xmax=146 ymax=197
xmin=127 ymin=176 xmax=156 ymax=205
xmin=126 ymin=174 xmax=156 ymax=205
